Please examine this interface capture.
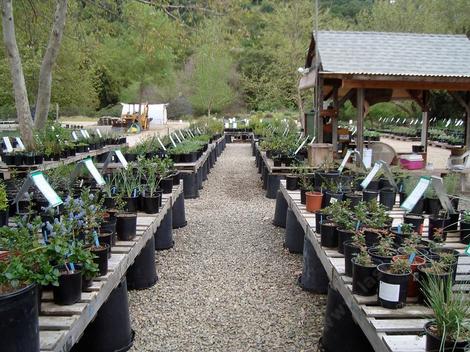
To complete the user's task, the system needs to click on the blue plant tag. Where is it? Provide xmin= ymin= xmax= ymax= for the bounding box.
xmin=408 ymin=252 xmax=416 ymax=264
xmin=356 ymin=221 xmax=361 ymax=231
xmin=69 ymin=262 xmax=75 ymax=273
xmin=465 ymin=244 xmax=470 ymax=256
xmin=93 ymin=231 xmax=100 ymax=247
xmin=397 ymin=224 xmax=402 ymax=234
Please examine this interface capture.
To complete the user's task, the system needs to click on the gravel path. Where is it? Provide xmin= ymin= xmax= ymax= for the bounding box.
xmin=128 ymin=143 xmax=326 ymax=351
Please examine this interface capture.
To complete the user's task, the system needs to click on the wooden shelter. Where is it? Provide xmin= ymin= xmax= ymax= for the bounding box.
xmin=299 ymin=31 xmax=470 ymax=155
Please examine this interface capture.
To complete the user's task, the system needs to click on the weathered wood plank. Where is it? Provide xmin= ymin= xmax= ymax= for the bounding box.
xmin=40 ymin=331 xmax=66 ymax=351
xmin=39 ymin=316 xmax=77 ymax=330
xmin=370 ymin=318 xmax=429 ymax=333
xmin=383 ymin=335 xmax=426 ymax=352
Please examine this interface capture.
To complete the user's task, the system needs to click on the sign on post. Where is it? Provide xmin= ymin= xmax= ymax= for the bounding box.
xmin=15 ymin=137 xmax=25 ymax=151
xmin=338 ymin=150 xmax=353 ymax=173
xmin=401 ymin=177 xmax=431 ymax=212
xmin=2 ymin=137 xmax=13 ymax=152
xmin=114 ymin=150 xmax=128 ymax=169
xmin=157 ymin=137 xmax=167 ymax=151
xmin=83 ymin=158 xmax=106 ymax=186
xmin=360 ymin=162 xmax=382 ymax=189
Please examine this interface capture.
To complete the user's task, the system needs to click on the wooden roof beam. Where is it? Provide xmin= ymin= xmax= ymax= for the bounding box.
xmin=342 ymin=79 xmax=470 ymax=91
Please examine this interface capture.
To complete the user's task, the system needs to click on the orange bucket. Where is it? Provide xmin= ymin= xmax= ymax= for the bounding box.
xmin=306 ymin=192 xmax=323 ymax=213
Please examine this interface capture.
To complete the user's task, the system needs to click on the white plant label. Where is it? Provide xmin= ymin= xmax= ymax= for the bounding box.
xmin=2 ymin=137 xmax=13 ymax=152
xmin=294 ymin=137 xmax=309 ymax=155
xmin=179 ymin=130 xmax=186 ymax=140
xmin=115 ymin=150 xmax=128 ymax=169
xmin=360 ymin=162 xmax=382 ymax=189
xmin=465 ymin=244 xmax=470 ymax=256
xmin=401 ymin=177 xmax=430 ymax=212
xmin=330 ymin=197 xmax=337 ymax=204
xmin=169 ymin=135 xmax=177 ymax=147
xmin=157 ymin=137 xmax=167 ymax=151
xmin=197 ymin=128 xmax=202 ymax=134
xmin=224 ymin=123 xmax=229 ymax=128
xmin=96 ymin=129 xmax=102 ymax=138
xmin=174 ymin=133 xmax=181 ymax=143
xmin=31 ymin=171 xmax=63 ymax=207
xmin=83 ymin=158 xmax=106 ymax=186
xmin=233 ymin=122 xmax=237 ymax=129
xmin=363 ymin=148 xmax=373 ymax=169
xmin=15 ymin=137 xmax=25 ymax=151
xmin=379 ymin=281 xmax=400 ymax=302
xmin=338 ymin=150 xmax=353 ymax=173
xmin=80 ymin=130 xmax=89 ymax=139
xmin=72 ymin=131 xmax=79 ymax=141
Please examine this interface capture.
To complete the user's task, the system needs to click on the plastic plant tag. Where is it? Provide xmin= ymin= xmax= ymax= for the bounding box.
xmin=408 ymin=252 xmax=416 ymax=265
xmin=80 ymin=130 xmax=88 ymax=139
xmin=15 ymin=137 xmax=25 ymax=151
xmin=360 ymin=162 xmax=382 ymax=189
xmin=330 ymin=198 xmax=337 ymax=204
xmin=83 ymin=158 xmax=106 ymax=186
xmin=465 ymin=244 xmax=470 ymax=256
xmin=96 ymin=129 xmax=102 ymax=138
xmin=224 ymin=122 xmax=229 ymax=128
xmin=2 ymin=137 xmax=13 ymax=152
xmin=72 ymin=131 xmax=79 ymax=141
xmin=179 ymin=130 xmax=186 ymax=140
xmin=157 ymin=137 xmax=167 ymax=151
xmin=400 ymin=177 xmax=431 ymax=212
xmin=294 ymin=137 xmax=309 ymax=156
xmin=338 ymin=150 xmax=352 ymax=173
xmin=169 ymin=135 xmax=177 ymax=147
xmin=93 ymin=231 xmax=100 ymax=247
xmin=174 ymin=133 xmax=182 ymax=143
xmin=197 ymin=127 xmax=202 ymax=134
xmin=397 ymin=224 xmax=402 ymax=234
xmin=115 ymin=150 xmax=128 ymax=169
xmin=31 ymin=171 xmax=63 ymax=207
xmin=68 ymin=262 xmax=75 ymax=273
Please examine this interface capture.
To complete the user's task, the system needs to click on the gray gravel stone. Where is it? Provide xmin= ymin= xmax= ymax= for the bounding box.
xmin=129 ymin=143 xmax=326 ymax=351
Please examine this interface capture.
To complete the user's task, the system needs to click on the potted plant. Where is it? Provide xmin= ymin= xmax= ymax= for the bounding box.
xmin=368 ymin=235 xmax=397 ymax=264
xmin=114 ymin=195 xmax=137 ymax=241
xmin=335 ymin=202 xmax=357 ymax=254
xmin=428 ymin=210 xmax=450 ymax=242
xmin=421 ymin=275 xmax=469 ymax=351
xmin=417 ymin=260 xmax=453 ymax=306
xmin=428 ymin=248 xmax=459 ymax=283
xmin=116 ymin=166 xmax=140 ymax=212
xmin=140 ymin=158 xmax=161 ymax=214
xmin=390 ymin=222 xmax=417 ymax=246
xmin=305 ymin=189 xmax=323 ymax=213
xmin=377 ymin=258 xmax=411 ymax=309
xmin=352 ymin=248 xmax=378 ymax=296
xmin=460 ymin=210 xmax=470 ymax=244
xmin=391 ymin=253 xmax=426 ymax=298
xmin=344 ymin=232 xmax=366 ymax=277
xmin=0 ymin=181 xmax=9 ymax=227
xmin=362 ymin=202 xmax=391 ymax=247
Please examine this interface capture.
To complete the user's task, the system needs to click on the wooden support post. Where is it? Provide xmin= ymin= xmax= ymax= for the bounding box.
xmin=332 ymin=86 xmax=339 ymax=155
xmin=421 ymin=91 xmax=429 ymax=151
xmin=356 ymin=88 xmax=364 ymax=156
xmin=450 ymin=91 xmax=470 ymax=148
xmin=316 ymin=77 xmax=324 ymax=143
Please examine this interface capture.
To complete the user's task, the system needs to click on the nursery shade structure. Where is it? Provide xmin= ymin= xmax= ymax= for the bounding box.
xmin=299 ymin=31 xmax=470 ymax=154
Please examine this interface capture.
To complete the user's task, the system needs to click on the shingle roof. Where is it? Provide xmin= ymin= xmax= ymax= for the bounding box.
xmin=316 ymin=31 xmax=470 ymax=78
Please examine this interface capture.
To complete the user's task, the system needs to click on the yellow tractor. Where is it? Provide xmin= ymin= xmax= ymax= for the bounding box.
xmin=121 ymin=103 xmax=150 ymax=132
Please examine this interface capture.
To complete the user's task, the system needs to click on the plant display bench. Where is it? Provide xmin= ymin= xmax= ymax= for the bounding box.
xmin=278 ymin=180 xmax=469 ymax=352
xmin=173 ymin=135 xmax=225 ymax=199
xmin=255 ymin=143 xmax=314 ymax=199
xmin=0 ymin=144 xmax=126 ymax=180
xmin=223 ymin=130 xmax=254 ymax=143
xmin=38 ymin=183 xmax=183 ymax=352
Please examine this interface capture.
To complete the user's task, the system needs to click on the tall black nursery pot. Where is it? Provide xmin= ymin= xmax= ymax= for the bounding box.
xmin=403 ymin=214 xmax=424 ymax=234
xmin=322 ymin=191 xmax=343 ymax=208
xmin=91 ymin=245 xmax=109 ymax=277
xmin=377 ymin=263 xmax=410 ymax=309
xmin=352 ymin=259 xmax=378 ymax=296
xmin=362 ymin=190 xmax=378 ymax=202
xmin=0 ymin=209 xmax=9 ymax=227
xmin=429 ymin=248 xmax=459 ymax=283
xmin=53 ymin=267 xmax=83 ymax=305
xmin=344 ymin=193 xmax=362 ymax=208
xmin=364 ymin=229 xmax=381 ymax=248
xmin=160 ymin=177 xmax=174 ymax=194
xmin=417 ymin=265 xmax=453 ymax=306
xmin=123 ymin=196 xmax=139 ymax=212
xmin=344 ymin=241 xmax=361 ymax=277
xmin=116 ymin=213 xmax=137 ymax=241
xmin=0 ymin=283 xmax=40 ymax=352
xmin=379 ymin=188 xmax=396 ymax=210
xmin=461 ymin=220 xmax=470 ymax=244
xmin=424 ymin=321 xmax=469 ymax=352
xmin=300 ymin=188 xmax=307 ymax=204
xmin=424 ymin=197 xmax=442 ymax=215
xmin=428 ymin=216 xmax=450 ymax=241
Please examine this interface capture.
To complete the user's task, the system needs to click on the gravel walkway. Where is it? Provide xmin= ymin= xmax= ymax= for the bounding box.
xmin=128 ymin=143 xmax=326 ymax=351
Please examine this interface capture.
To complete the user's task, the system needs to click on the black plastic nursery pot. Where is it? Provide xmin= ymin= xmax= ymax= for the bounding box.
xmin=285 ymin=208 xmax=304 ymax=253
xmin=300 ymin=188 xmax=307 ymax=204
xmin=429 ymin=247 xmax=459 ymax=283
xmin=160 ymin=177 xmax=174 ymax=194
xmin=285 ymin=175 xmax=299 ymax=190
xmin=103 ymin=197 xmax=116 ymax=209
xmin=344 ymin=241 xmax=361 ymax=277
xmin=322 ymin=191 xmax=343 ymax=208
xmin=428 ymin=216 xmax=450 ymax=241
xmin=362 ymin=189 xmax=378 ymax=202
xmin=461 ymin=220 xmax=470 ymax=244
xmin=424 ymin=197 xmax=442 ymax=215
xmin=403 ymin=214 xmax=424 ymax=234
xmin=127 ymin=237 xmax=158 ymax=290
xmin=363 ymin=229 xmax=382 ymax=248
xmin=53 ymin=267 xmax=83 ymax=305
xmin=344 ymin=193 xmax=362 ymax=208
xmin=315 ymin=210 xmax=324 ymax=232
xmin=116 ymin=213 xmax=137 ymax=241
xmin=377 ymin=263 xmax=410 ymax=309
xmin=143 ymin=195 xmax=160 ymax=214
xmin=98 ymin=231 xmax=114 ymax=258
xmin=0 ymin=209 xmax=9 ymax=227
xmin=337 ymin=228 xmax=354 ymax=254
xmin=300 ymin=235 xmax=329 ymax=294
xmin=0 ymin=283 xmax=40 ymax=352
xmin=363 ymin=179 xmax=379 ymax=191
xmin=424 ymin=321 xmax=469 ymax=352
xmin=91 ymin=244 xmax=109 ymax=277
xmin=352 ymin=259 xmax=378 ymax=296
xmin=379 ymin=188 xmax=396 ymax=210
xmin=155 ymin=208 xmax=174 ymax=250
xmin=171 ymin=171 xmax=181 ymax=186
xmin=71 ymin=277 xmax=134 ymax=352
xmin=123 ymin=196 xmax=139 ymax=213
xmin=320 ymin=222 xmax=338 ymax=248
